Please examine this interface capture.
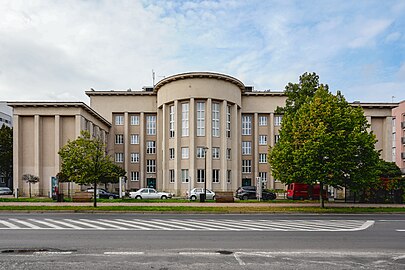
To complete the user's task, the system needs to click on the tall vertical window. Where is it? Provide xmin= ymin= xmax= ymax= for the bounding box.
xmin=169 ymin=148 xmax=175 ymax=160
xmin=259 ymin=135 xmax=267 ymax=145
xmin=130 ymin=153 xmax=139 ymax=163
xmin=169 ymin=105 xmax=175 ymax=138
xmin=115 ymin=134 xmax=124 ymax=144
xmin=259 ymin=172 xmax=267 ymax=182
xmin=169 ymin=170 xmax=175 ymax=183
xmin=197 ymin=169 xmax=205 ymax=183
xmin=115 ymin=115 xmax=124 ymax=125
xmin=130 ymin=134 xmax=139 ymax=144
xmin=259 ymin=116 xmax=268 ymax=126
xmin=197 ymin=102 xmax=205 ymax=136
xmin=274 ymin=115 xmax=283 ymax=126
xmin=130 ymin=115 xmax=139 ymax=125
xmin=212 ymin=147 xmax=220 ymax=159
xmin=146 ymin=115 xmax=156 ymax=135
xmin=182 ymin=103 xmax=189 ymax=136
xmin=242 ymin=160 xmax=252 ymax=173
xmin=212 ymin=169 xmax=220 ymax=183
xmin=242 ymin=141 xmax=252 ymax=155
xmin=242 ymin=115 xmax=252 ymax=135
xmin=196 ymin=147 xmax=207 ymax=158
xmin=274 ymin=135 xmax=280 ymax=144
xmin=130 ymin=171 xmax=139 ymax=181
xmin=226 ymin=105 xmax=231 ymax=138
xmin=146 ymin=141 xmax=156 ymax=154
xmin=115 ymin=153 xmax=124 ymax=163
xmin=212 ymin=103 xmax=220 ymax=137
xmin=182 ymin=169 xmax=189 ymax=183
xmin=227 ymin=148 xmax=231 ymax=160
xmin=182 ymin=147 xmax=189 ymax=159
xmin=259 ymin=153 xmax=267 ymax=163
xmin=146 ymin=160 xmax=156 ymax=173
xmin=227 ymin=170 xmax=231 ymax=183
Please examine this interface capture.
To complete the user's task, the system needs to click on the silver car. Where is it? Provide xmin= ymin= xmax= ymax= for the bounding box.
xmin=0 ymin=187 xmax=12 ymax=195
xmin=129 ymin=188 xmax=172 ymax=200
xmin=186 ymin=188 xmax=216 ymax=201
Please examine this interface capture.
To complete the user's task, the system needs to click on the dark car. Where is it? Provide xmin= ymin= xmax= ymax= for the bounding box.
xmin=236 ymin=186 xmax=276 ymax=201
xmin=87 ymin=188 xmax=120 ymax=199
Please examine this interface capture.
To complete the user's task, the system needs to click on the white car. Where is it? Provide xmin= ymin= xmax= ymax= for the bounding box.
xmin=129 ymin=188 xmax=172 ymax=200
xmin=186 ymin=188 xmax=216 ymax=201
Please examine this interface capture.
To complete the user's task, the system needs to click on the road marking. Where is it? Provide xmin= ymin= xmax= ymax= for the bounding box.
xmin=28 ymin=219 xmax=64 ymax=229
xmin=178 ymin=252 xmax=221 ymax=256
xmin=9 ymin=218 xmax=41 ymax=229
xmin=234 ymin=253 xmax=246 ymax=265
xmin=63 ymin=219 xmax=105 ymax=230
xmin=33 ymin=252 xmax=73 ymax=255
xmin=44 ymin=219 xmax=84 ymax=230
xmin=104 ymin=252 xmax=145 ymax=255
xmin=0 ymin=220 xmax=20 ymax=229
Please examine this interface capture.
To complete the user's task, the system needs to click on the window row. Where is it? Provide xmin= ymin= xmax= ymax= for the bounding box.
xmin=114 ymin=115 xmax=156 ymax=135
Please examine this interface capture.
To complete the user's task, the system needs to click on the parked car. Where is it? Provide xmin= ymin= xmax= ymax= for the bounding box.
xmin=286 ymin=183 xmax=327 ymax=200
xmin=236 ymin=186 xmax=276 ymax=200
xmin=186 ymin=188 xmax=216 ymax=201
xmin=86 ymin=188 xmax=120 ymax=199
xmin=129 ymin=188 xmax=172 ymax=199
xmin=0 ymin=187 xmax=13 ymax=195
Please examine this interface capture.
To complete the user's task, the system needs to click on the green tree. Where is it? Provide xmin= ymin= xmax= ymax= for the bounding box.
xmin=22 ymin=174 xmax=39 ymax=198
xmin=58 ymin=131 xmax=126 ymax=207
xmin=0 ymin=125 xmax=12 ymax=187
xmin=269 ymin=73 xmax=380 ymax=207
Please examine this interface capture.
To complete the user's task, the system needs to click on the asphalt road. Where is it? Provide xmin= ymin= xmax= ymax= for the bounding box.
xmin=0 ymin=213 xmax=404 ymax=269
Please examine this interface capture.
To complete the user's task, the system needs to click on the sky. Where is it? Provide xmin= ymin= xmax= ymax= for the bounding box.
xmin=1 ymin=0 xmax=405 ymax=104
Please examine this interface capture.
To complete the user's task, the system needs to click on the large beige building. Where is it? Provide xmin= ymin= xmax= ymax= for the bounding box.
xmin=8 ymin=72 xmax=397 ymax=197
xmin=393 ymin=100 xmax=405 ymax=174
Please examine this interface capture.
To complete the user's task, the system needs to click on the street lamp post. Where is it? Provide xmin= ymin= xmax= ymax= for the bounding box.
xmin=201 ymin=147 xmax=209 ymax=202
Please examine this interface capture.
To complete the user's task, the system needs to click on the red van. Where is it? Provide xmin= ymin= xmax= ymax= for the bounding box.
xmin=287 ymin=183 xmax=327 ymax=200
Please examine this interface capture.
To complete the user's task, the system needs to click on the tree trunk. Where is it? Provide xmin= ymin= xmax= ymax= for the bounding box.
xmin=93 ymin=180 xmax=97 ymax=208
xmin=319 ymin=181 xmax=324 ymax=208
xmin=29 ymin=182 xmax=32 ymax=198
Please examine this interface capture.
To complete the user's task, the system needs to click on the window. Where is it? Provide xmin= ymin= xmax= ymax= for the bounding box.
xmin=274 ymin=115 xmax=283 ymax=126
xmin=212 ymin=147 xmax=220 ymax=159
xmin=169 ymin=105 xmax=175 ymax=138
xmin=182 ymin=147 xmax=189 ymax=159
xmin=259 ymin=116 xmax=268 ymax=126
xmin=115 ymin=153 xmax=124 ymax=163
xmin=226 ymin=105 xmax=231 ymax=138
xmin=146 ymin=160 xmax=156 ymax=173
xmin=169 ymin=169 xmax=175 ymax=183
xmin=182 ymin=169 xmax=189 ymax=183
xmin=169 ymin=148 xmax=175 ymax=160
xmin=197 ymin=102 xmax=205 ymax=136
xmin=115 ymin=134 xmax=124 ymax=144
xmin=197 ymin=169 xmax=205 ymax=183
xmin=212 ymin=103 xmax=220 ymax=137
xmin=259 ymin=153 xmax=267 ymax=163
xmin=242 ymin=141 xmax=252 ymax=155
xmin=146 ymin=115 xmax=156 ymax=135
xmin=259 ymin=172 xmax=267 ymax=182
xmin=227 ymin=148 xmax=231 ymax=160
xmin=146 ymin=141 xmax=156 ymax=154
xmin=259 ymin=135 xmax=267 ymax=145
xmin=227 ymin=170 xmax=231 ymax=183
xmin=182 ymin=103 xmax=189 ymax=136
xmin=130 ymin=115 xmax=139 ymax=125
xmin=196 ymin=147 xmax=207 ymax=158
xmin=212 ymin=169 xmax=220 ymax=183
xmin=242 ymin=115 xmax=252 ymax=135
xmin=275 ymin=135 xmax=280 ymax=144
xmin=130 ymin=171 xmax=139 ymax=181
xmin=242 ymin=160 xmax=252 ymax=173
xmin=115 ymin=115 xmax=123 ymax=125
xmin=130 ymin=134 xmax=139 ymax=144
xmin=130 ymin=153 xmax=139 ymax=163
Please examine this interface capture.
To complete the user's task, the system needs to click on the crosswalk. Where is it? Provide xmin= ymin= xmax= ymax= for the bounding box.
xmin=0 ymin=218 xmax=374 ymax=232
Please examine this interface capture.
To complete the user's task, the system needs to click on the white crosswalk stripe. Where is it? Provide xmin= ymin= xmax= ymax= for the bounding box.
xmin=0 ymin=218 xmax=375 ymax=231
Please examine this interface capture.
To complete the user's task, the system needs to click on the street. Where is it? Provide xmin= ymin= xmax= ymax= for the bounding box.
xmin=0 ymin=213 xmax=404 ymax=269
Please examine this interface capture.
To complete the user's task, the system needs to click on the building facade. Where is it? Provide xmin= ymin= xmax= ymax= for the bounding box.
xmin=393 ymin=100 xmax=405 ymax=174
xmin=8 ymin=72 xmax=398 ymax=197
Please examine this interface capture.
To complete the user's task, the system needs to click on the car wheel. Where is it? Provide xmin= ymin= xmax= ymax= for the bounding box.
xmin=135 ymin=195 xmax=142 ymax=200
xmin=190 ymin=195 xmax=197 ymax=201
xmin=108 ymin=196 xmax=114 ymax=200
xmin=270 ymin=194 xmax=277 ymax=200
xmin=212 ymin=195 xmax=215 ymax=200
xmin=161 ymin=195 xmax=167 ymax=200
xmin=242 ymin=195 xmax=248 ymax=200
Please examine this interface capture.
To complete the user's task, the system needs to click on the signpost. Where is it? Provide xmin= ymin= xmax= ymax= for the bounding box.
xmin=256 ymin=176 xmax=262 ymax=201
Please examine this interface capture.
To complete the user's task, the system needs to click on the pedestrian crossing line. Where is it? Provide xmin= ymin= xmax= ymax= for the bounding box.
xmin=166 ymin=219 xmax=218 ymax=231
xmin=83 ymin=219 xmax=130 ymax=230
xmin=63 ymin=219 xmax=105 ymax=230
xmin=254 ymin=220 xmax=341 ymax=231
xmin=145 ymin=219 xmax=195 ymax=230
xmin=0 ymin=220 xmax=20 ymax=229
xmin=44 ymin=219 xmax=85 ymax=230
xmin=151 ymin=219 xmax=198 ymax=230
xmin=204 ymin=220 xmax=263 ymax=231
xmin=177 ymin=219 xmax=237 ymax=231
xmin=9 ymin=218 xmax=41 ymax=229
xmin=113 ymin=219 xmax=153 ymax=230
xmin=129 ymin=219 xmax=173 ymax=230
xmin=27 ymin=219 xmax=64 ymax=229
xmin=198 ymin=220 xmax=248 ymax=231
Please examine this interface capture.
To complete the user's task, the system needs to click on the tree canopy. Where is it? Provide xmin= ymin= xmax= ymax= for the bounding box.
xmin=0 ymin=125 xmax=12 ymax=185
xmin=269 ymin=73 xmax=380 ymax=206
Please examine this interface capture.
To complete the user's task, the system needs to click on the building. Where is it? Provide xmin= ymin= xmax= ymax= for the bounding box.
xmin=393 ymin=100 xmax=405 ymax=174
xmin=0 ymin=102 xmax=12 ymax=128
xmin=8 ymin=72 xmax=398 ymax=197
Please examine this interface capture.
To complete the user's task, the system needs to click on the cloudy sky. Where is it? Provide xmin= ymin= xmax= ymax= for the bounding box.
xmin=1 ymin=0 xmax=405 ymax=104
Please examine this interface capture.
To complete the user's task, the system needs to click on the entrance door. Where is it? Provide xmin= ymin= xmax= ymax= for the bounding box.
xmin=242 ymin=178 xmax=251 ymax=186
xmin=147 ymin=178 xmax=156 ymax=189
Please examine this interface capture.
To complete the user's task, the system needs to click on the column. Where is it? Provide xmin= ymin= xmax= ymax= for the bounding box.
xmin=54 ymin=115 xmax=61 ymax=174
xmin=254 ymin=113 xmax=259 ymax=186
xmin=384 ymin=116 xmax=393 ymax=161
xmin=269 ymin=113 xmax=275 ymax=189
xmin=231 ymin=105 xmax=239 ymax=191
xmin=75 ymin=114 xmax=82 ymax=138
xmin=189 ymin=98 xmax=195 ymax=192
xmin=161 ymin=105 xmax=167 ymax=191
xmin=206 ymin=98 xmax=212 ymax=190
xmin=34 ymin=115 xmax=41 ymax=196
xmin=13 ymin=115 xmax=20 ymax=196
xmin=221 ymin=100 xmax=227 ymax=191
xmin=174 ymin=100 xmax=180 ymax=194
xmin=140 ymin=112 xmax=145 ymax=188
xmin=124 ymin=112 xmax=129 ymax=190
